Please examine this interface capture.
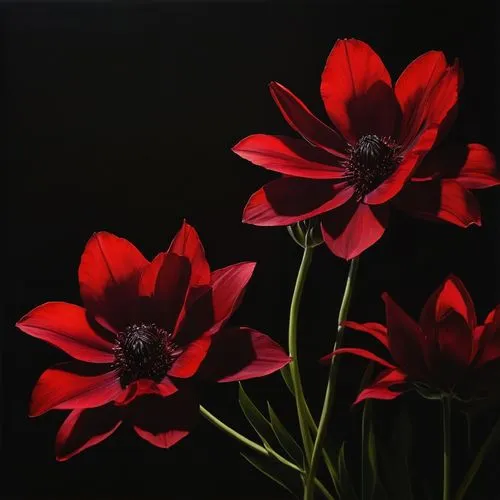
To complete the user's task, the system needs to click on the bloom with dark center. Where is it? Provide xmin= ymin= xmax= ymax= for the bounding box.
xmin=232 ymin=38 xmax=499 ymax=260
xmin=322 ymin=275 xmax=500 ymax=404
xmin=16 ymin=221 xmax=290 ymax=460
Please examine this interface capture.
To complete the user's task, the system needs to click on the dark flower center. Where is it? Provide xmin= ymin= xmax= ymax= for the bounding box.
xmin=113 ymin=323 xmax=182 ymax=388
xmin=344 ymin=134 xmax=403 ymax=200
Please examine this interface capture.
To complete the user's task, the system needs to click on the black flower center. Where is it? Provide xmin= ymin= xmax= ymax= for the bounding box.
xmin=113 ymin=323 xmax=182 ymax=388
xmin=344 ymin=134 xmax=403 ymax=200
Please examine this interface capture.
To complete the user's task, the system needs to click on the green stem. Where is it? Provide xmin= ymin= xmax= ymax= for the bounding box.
xmin=288 ymin=245 xmax=315 ymax=464
xmin=455 ymin=415 xmax=500 ymax=500
xmin=199 ymin=405 xmax=334 ymax=499
xmin=442 ymin=396 xmax=452 ymax=500
xmin=304 ymin=257 xmax=359 ymax=500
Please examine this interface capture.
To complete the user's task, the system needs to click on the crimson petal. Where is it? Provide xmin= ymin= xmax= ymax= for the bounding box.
xmin=269 ymin=81 xmax=348 ymax=156
xmin=56 ymin=405 xmax=122 ymax=461
xmin=114 ymin=377 xmax=178 ymax=406
xmin=343 ymin=321 xmax=389 ymax=348
xmin=196 ymin=327 xmax=291 ymax=382
xmin=130 ymin=390 xmax=199 ymax=449
xmin=30 ymin=362 xmax=122 ymax=417
xmin=475 ymin=306 xmax=500 ymax=366
xmin=16 ymin=302 xmax=114 ymax=363
xmin=78 ymin=232 xmax=148 ymax=330
xmin=354 ymin=369 xmax=408 ymax=404
xmin=168 ymin=336 xmax=212 ymax=378
xmin=395 ymin=179 xmax=481 ymax=228
xmin=320 ymin=38 xmax=399 ymax=142
xmin=232 ymin=134 xmax=346 ymax=179
xmin=321 ymin=347 xmax=396 ymax=370
xmin=321 ymin=200 xmax=388 ymax=260
xmin=243 ymin=178 xmax=353 ymax=226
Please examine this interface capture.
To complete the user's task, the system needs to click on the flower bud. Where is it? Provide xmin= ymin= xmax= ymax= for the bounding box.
xmin=286 ymin=218 xmax=324 ymax=249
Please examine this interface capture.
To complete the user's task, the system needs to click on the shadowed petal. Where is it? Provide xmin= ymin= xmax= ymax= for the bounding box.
xmin=114 ymin=377 xmax=178 ymax=406
xmin=16 ymin=302 xmax=114 ymax=363
xmin=30 ymin=362 xmax=122 ymax=417
xmin=168 ymin=337 xmax=212 ymax=378
xmin=343 ymin=321 xmax=389 ymax=348
xmin=56 ymin=405 xmax=122 ymax=461
xmin=243 ymin=178 xmax=353 ymax=226
xmin=321 ymin=200 xmax=388 ymax=260
xmin=196 ymin=327 xmax=291 ymax=382
xmin=78 ymin=232 xmax=148 ymax=329
xmin=320 ymin=38 xmax=399 ymax=142
xmin=354 ymin=369 xmax=408 ymax=404
xmin=475 ymin=306 xmax=500 ymax=366
xmin=321 ymin=347 xmax=396 ymax=369
xmin=232 ymin=134 xmax=346 ymax=179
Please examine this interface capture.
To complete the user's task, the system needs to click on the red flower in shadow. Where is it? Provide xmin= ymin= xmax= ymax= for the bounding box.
xmin=16 ymin=221 xmax=290 ymax=460
xmin=322 ymin=275 xmax=500 ymax=404
xmin=233 ymin=39 xmax=499 ymax=259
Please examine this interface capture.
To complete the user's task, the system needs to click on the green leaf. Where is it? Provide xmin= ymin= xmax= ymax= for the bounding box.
xmin=267 ymin=402 xmax=304 ymax=466
xmin=281 ymin=364 xmax=295 ymax=395
xmin=338 ymin=442 xmax=359 ymax=500
xmin=241 ymin=452 xmax=301 ymax=498
xmin=238 ymin=383 xmax=280 ymax=450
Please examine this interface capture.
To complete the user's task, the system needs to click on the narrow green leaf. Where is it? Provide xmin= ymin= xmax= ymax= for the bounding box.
xmin=241 ymin=452 xmax=300 ymax=498
xmin=338 ymin=442 xmax=359 ymax=500
xmin=281 ymin=364 xmax=295 ymax=395
xmin=267 ymin=402 xmax=304 ymax=466
xmin=238 ymin=383 xmax=279 ymax=450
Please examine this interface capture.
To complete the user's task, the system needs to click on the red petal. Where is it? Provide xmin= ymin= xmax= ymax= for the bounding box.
xmin=321 ymin=200 xmax=388 ymax=260
xmin=56 ymin=406 xmax=122 ymax=461
xmin=414 ymin=143 xmax=499 ymax=189
xmin=167 ymin=221 xmax=211 ymax=286
xmin=243 ymin=178 xmax=353 ymax=226
xmin=435 ymin=311 xmax=473 ymax=369
xmin=196 ymin=327 xmax=291 ymax=382
xmin=139 ymin=253 xmax=191 ymax=331
xmin=269 ymin=81 xmax=348 ymax=156
xmin=475 ymin=306 xmax=500 ymax=366
xmin=30 ymin=362 xmax=122 ymax=417
xmin=395 ymin=51 xmax=448 ymax=143
xmin=130 ymin=390 xmax=199 ymax=449
xmin=354 ymin=369 xmax=407 ymax=404
xmin=395 ymin=179 xmax=481 ymax=228
xmin=168 ymin=337 xmax=212 ymax=378
xmin=232 ymin=134 xmax=345 ymax=179
xmin=114 ymin=377 xmax=178 ymax=406
xmin=78 ymin=232 xmax=148 ymax=329
xmin=383 ymin=293 xmax=430 ymax=379
xmin=321 ymin=347 xmax=396 ymax=369
xmin=16 ymin=302 xmax=114 ymax=363
xmin=343 ymin=320 xmax=389 ymax=348
xmin=320 ymin=38 xmax=399 ymax=143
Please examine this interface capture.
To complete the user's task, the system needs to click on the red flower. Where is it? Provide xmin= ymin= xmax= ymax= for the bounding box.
xmin=322 ymin=275 xmax=500 ymax=404
xmin=16 ymin=222 xmax=290 ymax=460
xmin=232 ymin=39 xmax=499 ymax=259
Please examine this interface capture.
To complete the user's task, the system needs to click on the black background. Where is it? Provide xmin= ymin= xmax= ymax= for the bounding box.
xmin=3 ymin=2 xmax=499 ymax=499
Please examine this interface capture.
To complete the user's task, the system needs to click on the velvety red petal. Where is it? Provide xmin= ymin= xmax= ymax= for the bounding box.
xmin=243 ymin=178 xmax=353 ymax=226
xmin=139 ymin=252 xmax=191 ymax=331
xmin=232 ymin=134 xmax=346 ymax=179
xmin=321 ymin=347 xmax=396 ymax=369
xmin=196 ymin=327 xmax=291 ymax=382
xmin=474 ymin=306 xmax=500 ymax=367
xmin=78 ymin=232 xmax=148 ymax=329
xmin=383 ymin=293 xmax=430 ymax=379
xmin=167 ymin=221 xmax=211 ymax=286
xmin=321 ymin=200 xmax=388 ymax=260
xmin=395 ymin=51 xmax=448 ymax=143
xmin=168 ymin=337 xmax=212 ymax=378
xmin=343 ymin=320 xmax=389 ymax=348
xmin=56 ymin=405 xmax=122 ymax=461
xmin=320 ymin=38 xmax=399 ymax=142
xmin=16 ymin=302 xmax=114 ymax=363
xmin=395 ymin=179 xmax=481 ymax=228
xmin=30 ymin=362 xmax=122 ymax=417
xmin=434 ymin=275 xmax=476 ymax=329
xmin=114 ymin=377 xmax=178 ymax=406
xmin=129 ymin=390 xmax=199 ymax=449
xmin=414 ymin=143 xmax=499 ymax=189
xmin=269 ymin=81 xmax=348 ymax=156
xmin=354 ymin=369 xmax=408 ymax=404
xmin=435 ymin=311 xmax=473 ymax=369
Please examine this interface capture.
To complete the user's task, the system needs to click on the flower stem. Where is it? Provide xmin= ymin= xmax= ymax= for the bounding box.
xmin=455 ymin=414 xmax=500 ymax=500
xmin=304 ymin=257 xmax=359 ymax=500
xmin=199 ymin=405 xmax=334 ymax=500
xmin=442 ymin=395 xmax=452 ymax=500
xmin=288 ymin=245 xmax=315 ymax=464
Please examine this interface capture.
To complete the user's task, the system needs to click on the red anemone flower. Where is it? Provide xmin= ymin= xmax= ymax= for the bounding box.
xmin=232 ymin=39 xmax=499 ymax=260
xmin=16 ymin=221 xmax=290 ymax=460
xmin=322 ymin=275 xmax=500 ymax=404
